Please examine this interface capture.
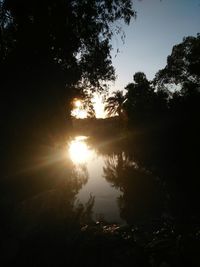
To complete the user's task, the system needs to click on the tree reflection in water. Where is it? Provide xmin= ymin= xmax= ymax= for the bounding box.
xmin=103 ymin=152 xmax=166 ymax=225
xmin=13 ymin=162 xmax=94 ymax=237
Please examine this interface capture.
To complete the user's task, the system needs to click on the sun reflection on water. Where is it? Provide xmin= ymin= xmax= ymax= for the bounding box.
xmin=68 ymin=136 xmax=94 ymax=164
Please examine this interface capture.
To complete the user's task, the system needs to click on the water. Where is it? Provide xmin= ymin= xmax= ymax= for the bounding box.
xmin=2 ymin=134 xmax=199 ymax=266
xmin=66 ymin=135 xmax=165 ymax=224
xmin=2 ymin=134 xmax=167 ymax=231
xmin=69 ymin=136 xmax=124 ymax=223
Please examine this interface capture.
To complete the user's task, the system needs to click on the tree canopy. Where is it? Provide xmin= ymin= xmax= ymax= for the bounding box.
xmin=0 ymin=0 xmax=135 ymax=89
xmin=0 ymin=0 xmax=135 ymax=140
xmin=104 ymin=90 xmax=126 ymax=118
xmin=124 ymin=72 xmax=155 ymax=123
xmin=154 ymin=34 xmax=200 ymax=94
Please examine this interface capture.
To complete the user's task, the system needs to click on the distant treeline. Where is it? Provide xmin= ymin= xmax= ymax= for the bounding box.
xmin=72 ymin=117 xmax=123 ymax=137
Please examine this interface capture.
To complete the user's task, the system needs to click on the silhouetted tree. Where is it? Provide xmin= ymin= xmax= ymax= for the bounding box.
xmin=0 ymin=0 xmax=135 ymax=146
xmin=83 ymin=98 xmax=96 ymax=119
xmin=103 ymin=152 xmax=165 ymax=224
xmin=153 ymin=34 xmax=200 ymax=130
xmin=124 ymin=72 xmax=155 ymax=125
xmin=149 ymin=35 xmax=200 ymax=223
xmin=154 ymin=34 xmax=200 ymax=93
xmin=71 ymin=91 xmax=96 ymax=119
xmin=104 ymin=90 xmax=126 ymax=118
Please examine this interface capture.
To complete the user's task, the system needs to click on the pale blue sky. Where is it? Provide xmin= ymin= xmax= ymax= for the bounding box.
xmin=94 ymin=0 xmax=200 ymax=117
xmin=110 ymin=0 xmax=200 ymax=91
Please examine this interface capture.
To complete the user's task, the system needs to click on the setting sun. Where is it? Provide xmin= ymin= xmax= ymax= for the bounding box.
xmin=71 ymin=99 xmax=87 ymax=119
xmin=71 ymin=95 xmax=106 ymax=119
xmin=75 ymin=100 xmax=82 ymax=108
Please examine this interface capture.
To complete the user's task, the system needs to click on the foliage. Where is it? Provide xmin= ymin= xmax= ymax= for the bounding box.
xmin=124 ymin=72 xmax=169 ymax=125
xmin=0 ymin=0 xmax=135 ymax=88
xmin=104 ymin=90 xmax=126 ymax=117
xmin=154 ymin=34 xmax=200 ymax=93
xmin=103 ymin=152 xmax=165 ymax=224
xmin=71 ymin=91 xmax=96 ymax=119
xmin=153 ymin=35 xmax=200 ymax=155
xmin=125 ymin=72 xmax=153 ymax=107
xmin=0 ymin=0 xmax=136 ymax=144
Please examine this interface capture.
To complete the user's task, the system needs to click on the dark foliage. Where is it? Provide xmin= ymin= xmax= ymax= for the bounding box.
xmin=104 ymin=90 xmax=126 ymax=118
xmin=124 ymin=72 xmax=169 ymax=127
xmin=0 ymin=0 xmax=135 ymax=148
xmin=154 ymin=34 xmax=200 ymax=90
xmin=0 ymin=2 xmax=200 ymax=265
xmin=122 ymin=35 xmax=200 ymax=232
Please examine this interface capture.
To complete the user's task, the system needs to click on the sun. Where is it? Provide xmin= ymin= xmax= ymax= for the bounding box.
xmin=71 ymin=95 xmax=106 ymax=119
xmin=71 ymin=99 xmax=88 ymax=119
xmin=75 ymin=100 xmax=82 ymax=108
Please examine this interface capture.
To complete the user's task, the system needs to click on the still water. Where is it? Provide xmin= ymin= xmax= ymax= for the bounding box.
xmin=68 ymin=136 xmax=124 ymax=223
xmin=66 ymin=135 xmax=165 ymax=225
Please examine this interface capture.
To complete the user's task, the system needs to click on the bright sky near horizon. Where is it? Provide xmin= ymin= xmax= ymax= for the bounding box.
xmin=92 ymin=0 xmax=200 ymax=118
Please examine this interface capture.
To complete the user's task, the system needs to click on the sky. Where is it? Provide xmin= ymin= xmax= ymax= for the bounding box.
xmin=93 ymin=0 xmax=200 ymax=117
xmin=111 ymin=0 xmax=200 ymax=89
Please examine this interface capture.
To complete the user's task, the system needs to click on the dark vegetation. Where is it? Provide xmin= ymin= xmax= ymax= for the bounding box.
xmin=72 ymin=117 xmax=123 ymax=137
xmin=73 ymin=34 xmax=200 ymax=266
xmin=0 ymin=0 xmax=200 ymax=266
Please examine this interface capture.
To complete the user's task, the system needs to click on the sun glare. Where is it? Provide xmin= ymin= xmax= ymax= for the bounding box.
xmin=93 ymin=94 xmax=106 ymax=118
xmin=71 ymin=95 xmax=106 ymax=119
xmin=75 ymin=100 xmax=82 ymax=108
xmin=68 ymin=136 xmax=93 ymax=164
xmin=71 ymin=99 xmax=87 ymax=119
xmin=71 ymin=108 xmax=87 ymax=119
